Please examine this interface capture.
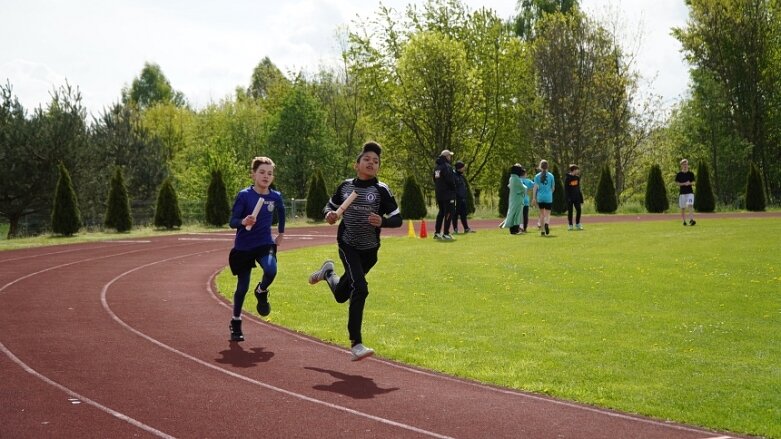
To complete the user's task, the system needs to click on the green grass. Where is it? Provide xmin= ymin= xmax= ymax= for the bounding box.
xmin=217 ymin=218 xmax=781 ymax=438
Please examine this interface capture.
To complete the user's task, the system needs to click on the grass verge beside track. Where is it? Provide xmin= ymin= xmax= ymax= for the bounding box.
xmin=217 ymin=218 xmax=781 ymax=438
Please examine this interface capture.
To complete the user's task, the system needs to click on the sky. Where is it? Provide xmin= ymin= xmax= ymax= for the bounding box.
xmin=0 ymin=0 xmax=691 ymax=118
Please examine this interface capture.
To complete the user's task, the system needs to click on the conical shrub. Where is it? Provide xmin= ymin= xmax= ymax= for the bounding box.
xmin=306 ymin=170 xmax=330 ymax=222
xmin=644 ymin=164 xmax=669 ymax=213
xmin=154 ymin=177 xmax=182 ymax=229
xmin=594 ymin=165 xmax=618 ymax=213
xmin=498 ymin=168 xmax=511 ymax=217
xmin=745 ymin=162 xmax=766 ymax=211
xmin=693 ymin=162 xmax=715 ymax=212
xmin=400 ymin=175 xmax=427 ymax=219
xmin=205 ymin=170 xmax=230 ymax=227
xmin=104 ymin=167 xmax=132 ymax=232
xmin=51 ymin=162 xmax=82 ymax=236
xmin=552 ymin=164 xmax=566 ymax=215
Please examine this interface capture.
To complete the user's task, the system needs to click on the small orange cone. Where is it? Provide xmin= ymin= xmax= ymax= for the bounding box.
xmin=419 ymin=220 xmax=428 ymax=238
xmin=407 ymin=220 xmax=416 ymax=238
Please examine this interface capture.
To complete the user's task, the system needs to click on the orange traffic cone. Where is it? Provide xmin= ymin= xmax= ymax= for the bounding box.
xmin=407 ymin=220 xmax=416 ymax=238
xmin=419 ymin=220 xmax=428 ymax=238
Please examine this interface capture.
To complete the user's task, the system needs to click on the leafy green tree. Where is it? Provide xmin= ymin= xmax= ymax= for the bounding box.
xmin=745 ymin=162 xmax=766 ymax=211
xmin=205 ymin=170 xmax=230 ymax=227
xmin=0 ymin=83 xmax=35 ymax=238
xmin=644 ymin=165 xmax=669 ymax=213
xmin=594 ymin=165 xmax=617 ymax=213
xmin=513 ymin=0 xmax=580 ymax=40
xmin=305 ymin=170 xmax=330 ymax=222
xmin=123 ymin=62 xmax=186 ymax=109
xmin=551 ymin=164 xmax=566 ymax=214
xmin=400 ymin=175 xmax=428 ymax=220
xmin=51 ymin=162 xmax=82 ymax=236
xmin=247 ymin=57 xmax=291 ymax=103
xmin=267 ymin=84 xmax=339 ymax=198
xmin=154 ymin=177 xmax=182 ymax=229
xmin=694 ymin=162 xmax=715 ymax=212
xmin=105 ymin=167 xmax=132 ymax=232
xmin=674 ymin=0 xmax=780 ymax=201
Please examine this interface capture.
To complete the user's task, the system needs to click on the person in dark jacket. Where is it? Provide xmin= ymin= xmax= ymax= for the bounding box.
xmin=432 ymin=149 xmax=456 ymax=240
xmin=564 ymin=164 xmax=584 ymax=230
xmin=451 ymin=160 xmax=473 ymax=233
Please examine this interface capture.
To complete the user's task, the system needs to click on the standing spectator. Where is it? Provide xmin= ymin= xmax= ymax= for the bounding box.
xmin=452 ymin=161 xmax=473 ymax=233
xmin=675 ymin=159 xmax=696 ymax=226
xmin=565 ymin=164 xmax=584 ymax=230
xmin=433 ymin=150 xmax=456 ymax=240
xmin=533 ymin=159 xmax=555 ymax=236
xmin=500 ymin=164 xmax=527 ymax=234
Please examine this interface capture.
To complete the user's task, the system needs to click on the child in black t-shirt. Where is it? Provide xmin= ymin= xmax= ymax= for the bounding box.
xmin=307 ymin=141 xmax=402 ymax=361
xmin=675 ymin=159 xmax=696 ymax=226
xmin=564 ymin=164 xmax=584 ymax=230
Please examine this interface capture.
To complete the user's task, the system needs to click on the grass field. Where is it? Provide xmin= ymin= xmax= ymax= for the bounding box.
xmin=216 ymin=218 xmax=781 ymax=438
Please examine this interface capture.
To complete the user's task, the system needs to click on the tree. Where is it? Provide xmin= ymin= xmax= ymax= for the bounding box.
xmin=400 ymin=175 xmax=428 ymax=219
xmin=674 ymin=0 xmax=780 ymax=201
xmin=745 ymin=162 xmax=766 ymax=211
xmin=105 ymin=167 xmax=132 ymax=232
xmin=51 ymin=162 xmax=82 ymax=236
xmin=154 ymin=178 xmax=182 ymax=229
xmin=205 ymin=170 xmax=230 ymax=227
xmin=594 ymin=165 xmax=617 ymax=213
xmin=513 ymin=0 xmax=580 ymax=40
xmin=305 ymin=170 xmax=330 ymax=222
xmin=247 ymin=57 xmax=291 ymax=102
xmin=123 ymin=62 xmax=186 ymax=109
xmin=551 ymin=164 xmax=566 ymax=214
xmin=694 ymin=162 xmax=715 ymax=212
xmin=644 ymin=165 xmax=669 ymax=213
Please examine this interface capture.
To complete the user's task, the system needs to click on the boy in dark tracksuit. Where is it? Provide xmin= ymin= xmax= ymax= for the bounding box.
xmin=433 ymin=150 xmax=456 ymax=240
xmin=308 ymin=141 xmax=402 ymax=361
xmin=451 ymin=161 xmax=473 ymax=233
xmin=564 ymin=164 xmax=584 ymax=230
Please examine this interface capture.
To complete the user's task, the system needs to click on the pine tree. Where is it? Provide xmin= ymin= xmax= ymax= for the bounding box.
xmin=745 ymin=162 xmax=766 ymax=211
xmin=154 ymin=177 xmax=182 ymax=229
xmin=594 ymin=166 xmax=618 ymax=213
xmin=400 ymin=175 xmax=427 ymax=219
xmin=51 ymin=162 xmax=82 ymax=236
xmin=205 ymin=170 xmax=230 ymax=227
xmin=693 ymin=162 xmax=715 ymax=213
xmin=498 ymin=169 xmax=511 ymax=217
xmin=551 ymin=164 xmax=566 ymax=215
xmin=644 ymin=165 xmax=669 ymax=213
xmin=104 ymin=167 xmax=132 ymax=232
xmin=305 ymin=170 xmax=330 ymax=222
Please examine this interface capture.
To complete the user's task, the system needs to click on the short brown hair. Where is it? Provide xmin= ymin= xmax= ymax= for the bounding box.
xmin=251 ymin=156 xmax=275 ymax=171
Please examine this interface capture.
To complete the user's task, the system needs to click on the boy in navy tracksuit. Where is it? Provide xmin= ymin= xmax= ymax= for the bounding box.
xmin=308 ymin=142 xmax=402 ymax=361
xmin=227 ymin=156 xmax=285 ymax=341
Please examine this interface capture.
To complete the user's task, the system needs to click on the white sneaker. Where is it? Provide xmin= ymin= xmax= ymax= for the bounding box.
xmin=308 ymin=260 xmax=335 ymax=285
xmin=350 ymin=343 xmax=375 ymax=361
xmin=568 ymin=225 xmax=574 ymax=231
xmin=433 ymin=233 xmax=442 ymax=240
xmin=442 ymin=234 xmax=454 ymax=240
xmin=576 ymin=224 xmax=583 ymax=230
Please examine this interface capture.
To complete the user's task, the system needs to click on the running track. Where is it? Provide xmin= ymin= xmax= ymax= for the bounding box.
xmin=3 ymin=214 xmax=771 ymax=438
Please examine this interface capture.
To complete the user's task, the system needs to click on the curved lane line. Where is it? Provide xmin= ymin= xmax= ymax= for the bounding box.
xmin=0 ymin=342 xmax=175 ymax=439
xmin=101 ymin=248 xmax=455 ymax=439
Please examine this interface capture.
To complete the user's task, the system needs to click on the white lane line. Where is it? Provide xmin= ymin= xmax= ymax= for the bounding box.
xmin=0 ymin=342 xmax=174 ymax=439
xmin=101 ymin=249 xmax=454 ymax=439
xmin=206 ymin=272 xmax=728 ymax=438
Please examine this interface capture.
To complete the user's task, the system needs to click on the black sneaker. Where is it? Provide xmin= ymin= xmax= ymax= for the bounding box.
xmin=689 ymin=219 xmax=696 ymax=226
xmin=229 ymin=319 xmax=244 ymax=342
xmin=254 ymin=284 xmax=270 ymax=317
xmin=544 ymin=224 xmax=550 ymax=235
xmin=683 ymin=221 xmax=687 ymax=226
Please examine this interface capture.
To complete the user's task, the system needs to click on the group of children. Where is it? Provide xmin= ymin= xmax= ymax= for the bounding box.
xmin=500 ymin=160 xmax=584 ymax=236
xmin=227 ymin=142 xmax=401 ymax=362
xmin=226 ymin=147 xmax=697 ymax=361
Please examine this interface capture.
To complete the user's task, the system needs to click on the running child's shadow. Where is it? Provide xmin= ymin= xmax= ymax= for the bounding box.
xmin=215 ymin=342 xmax=274 ymax=368
xmin=304 ymin=366 xmax=399 ymax=399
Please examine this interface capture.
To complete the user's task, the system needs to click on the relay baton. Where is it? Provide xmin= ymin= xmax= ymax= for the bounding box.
xmin=335 ymin=191 xmax=358 ymax=217
xmin=245 ymin=197 xmax=264 ymax=230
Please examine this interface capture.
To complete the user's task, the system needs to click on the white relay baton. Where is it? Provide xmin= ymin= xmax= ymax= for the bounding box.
xmin=335 ymin=191 xmax=358 ymax=217
xmin=245 ymin=197 xmax=264 ymax=230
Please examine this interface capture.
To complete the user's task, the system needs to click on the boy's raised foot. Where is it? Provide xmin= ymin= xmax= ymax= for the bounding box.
xmin=350 ymin=343 xmax=375 ymax=361
xmin=308 ymin=260 xmax=335 ymax=285
xmin=229 ymin=319 xmax=244 ymax=342
xmin=254 ymin=285 xmax=270 ymax=317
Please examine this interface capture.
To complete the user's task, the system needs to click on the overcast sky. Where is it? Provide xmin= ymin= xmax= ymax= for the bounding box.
xmin=0 ymin=0 xmax=691 ymax=117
